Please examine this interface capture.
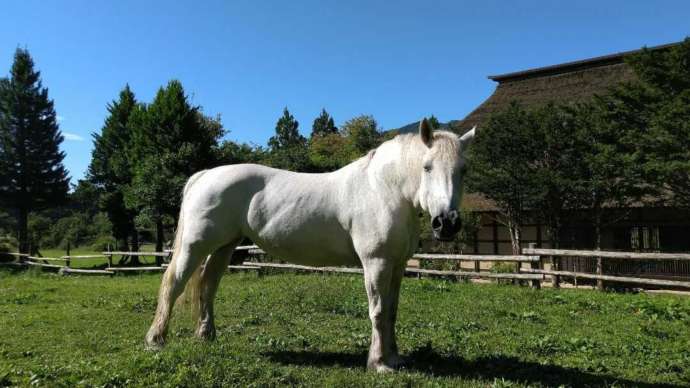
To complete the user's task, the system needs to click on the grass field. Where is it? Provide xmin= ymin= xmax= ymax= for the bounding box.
xmin=1 ymin=268 xmax=689 ymax=387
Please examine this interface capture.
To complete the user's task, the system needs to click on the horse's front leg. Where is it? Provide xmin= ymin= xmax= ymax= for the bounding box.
xmin=386 ymin=259 xmax=406 ymax=368
xmin=362 ymin=258 xmax=397 ymax=372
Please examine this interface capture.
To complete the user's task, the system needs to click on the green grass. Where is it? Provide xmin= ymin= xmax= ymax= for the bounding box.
xmin=1 ymin=269 xmax=689 ymax=387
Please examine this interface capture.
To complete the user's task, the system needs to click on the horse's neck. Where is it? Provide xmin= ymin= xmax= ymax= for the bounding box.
xmin=365 ymin=136 xmax=424 ymax=208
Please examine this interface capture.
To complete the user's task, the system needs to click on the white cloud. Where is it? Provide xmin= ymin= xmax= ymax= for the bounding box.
xmin=63 ymin=132 xmax=85 ymax=141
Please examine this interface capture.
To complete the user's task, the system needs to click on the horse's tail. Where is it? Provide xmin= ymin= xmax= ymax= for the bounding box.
xmin=169 ymin=170 xmax=208 ymax=322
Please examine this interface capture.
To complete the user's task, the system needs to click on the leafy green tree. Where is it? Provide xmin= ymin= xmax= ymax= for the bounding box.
xmin=311 ymin=108 xmax=337 ymax=137
xmin=267 ymin=107 xmax=310 ymax=171
xmin=529 ymin=103 xmax=586 ymax=249
xmin=605 ymin=39 xmax=690 ymax=209
xmin=340 ymin=114 xmax=381 ymax=156
xmin=567 ymin=101 xmax=644 ymax=254
xmin=0 ymin=48 xmax=69 ymax=253
xmin=466 ymin=103 xmax=542 ymax=254
xmin=308 ymin=133 xmax=353 ymax=171
xmin=218 ymin=141 xmax=267 ymax=165
xmin=88 ymin=86 xmax=139 ymax=250
xmin=126 ymin=80 xmax=224 ymax=252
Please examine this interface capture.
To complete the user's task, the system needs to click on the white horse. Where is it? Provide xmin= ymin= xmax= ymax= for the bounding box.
xmin=145 ymin=119 xmax=475 ymax=372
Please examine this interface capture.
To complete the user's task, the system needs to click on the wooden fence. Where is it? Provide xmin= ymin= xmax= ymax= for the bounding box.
xmin=521 ymin=245 xmax=690 ymax=290
xmin=4 ymin=244 xmax=690 ymax=291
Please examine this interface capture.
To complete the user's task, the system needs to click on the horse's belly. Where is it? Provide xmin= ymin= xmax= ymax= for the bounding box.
xmin=248 ymin=221 xmax=359 ymax=267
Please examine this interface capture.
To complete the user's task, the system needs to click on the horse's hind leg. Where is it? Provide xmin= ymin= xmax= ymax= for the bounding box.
xmin=194 ymin=242 xmax=239 ymax=340
xmin=145 ymin=241 xmax=210 ymax=349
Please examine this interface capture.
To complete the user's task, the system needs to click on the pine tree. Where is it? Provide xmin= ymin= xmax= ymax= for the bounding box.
xmin=267 ymin=107 xmax=310 ymax=171
xmin=311 ymin=108 xmax=337 ymax=137
xmin=268 ymin=107 xmax=305 ymax=150
xmin=0 ymin=49 xmax=69 ymax=253
xmin=427 ymin=115 xmax=441 ymax=130
xmin=88 ymin=85 xmax=139 ymax=251
xmin=125 ymin=80 xmax=223 ymax=253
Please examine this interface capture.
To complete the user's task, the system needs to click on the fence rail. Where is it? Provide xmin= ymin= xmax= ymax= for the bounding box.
xmin=3 ymin=244 xmax=690 ymax=291
xmin=522 ymin=247 xmax=690 ymax=261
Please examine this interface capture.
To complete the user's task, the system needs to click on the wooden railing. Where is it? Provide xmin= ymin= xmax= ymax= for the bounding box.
xmin=4 ymin=244 xmax=690 ymax=290
xmin=521 ymin=246 xmax=690 ymax=290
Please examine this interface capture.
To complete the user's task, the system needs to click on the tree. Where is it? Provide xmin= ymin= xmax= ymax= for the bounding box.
xmin=267 ymin=107 xmax=310 ymax=171
xmin=340 ymin=114 xmax=381 ymax=156
xmin=605 ymin=39 xmax=690 ymax=209
xmin=308 ymin=133 xmax=353 ymax=171
xmin=466 ymin=102 xmax=542 ymax=254
xmin=529 ymin=103 xmax=585 ymax=249
xmin=88 ymin=85 xmax=139 ymax=250
xmin=311 ymin=108 xmax=337 ymax=137
xmin=268 ymin=107 xmax=304 ymax=150
xmin=427 ymin=115 xmax=441 ymax=130
xmin=126 ymin=80 xmax=223 ymax=253
xmin=218 ymin=141 xmax=266 ymax=165
xmin=0 ymin=48 xmax=69 ymax=253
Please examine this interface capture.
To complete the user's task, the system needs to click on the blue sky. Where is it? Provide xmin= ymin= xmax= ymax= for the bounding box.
xmin=1 ymin=1 xmax=688 ymax=184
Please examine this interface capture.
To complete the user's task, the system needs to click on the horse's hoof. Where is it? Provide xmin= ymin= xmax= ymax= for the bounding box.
xmin=368 ymin=360 xmax=397 ymax=373
xmin=145 ymin=332 xmax=166 ymax=351
xmin=195 ymin=328 xmax=216 ymax=341
xmin=373 ymin=364 xmax=396 ymax=373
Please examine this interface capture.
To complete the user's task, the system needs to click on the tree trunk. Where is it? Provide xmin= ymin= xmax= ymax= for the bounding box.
xmin=550 ymin=222 xmax=561 ymax=288
xmin=155 ymin=218 xmax=164 ymax=266
xmin=508 ymin=222 xmax=521 ymax=255
xmin=130 ymin=228 xmax=140 ymax=252
xmin=126 ymin=228 xmax=141 ymax=266
xmin=595 ymin=211 xmax=604 ymax=291
xmin=17 ymin=206 xmax=29 ymax=254
xmin=507 ymin=219 xmax=522 ymax=284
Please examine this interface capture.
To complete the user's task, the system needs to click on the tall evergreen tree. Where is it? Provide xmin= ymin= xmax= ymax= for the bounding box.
xmin=427 ymin=115 xmax=441 ymax=130
xmin=268 ymin=107 xmax=305 ymax=150
xmin=311 ymin=108 xmax=337 ymax=137
xmin=125 ymin=80 xmax=223 ymax=253
xmin=88 ymin=85 xmax=139 ymax=250
xmin=267 ymin=107 xmax=310 ymax=171
xmin=0 ymin=49 xmax=69 ymax=253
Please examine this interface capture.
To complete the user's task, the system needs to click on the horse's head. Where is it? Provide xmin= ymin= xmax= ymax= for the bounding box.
xmin=417 ymin=118 xmax=475 ymax=241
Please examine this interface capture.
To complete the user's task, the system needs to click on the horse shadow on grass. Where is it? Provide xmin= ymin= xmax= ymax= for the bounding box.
xmin=263 ymin=347 xmax=684 ymax=388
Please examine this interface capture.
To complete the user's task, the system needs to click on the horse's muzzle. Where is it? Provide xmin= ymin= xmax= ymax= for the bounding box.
xmin=431 ymin=210 xmax=461 ymax=241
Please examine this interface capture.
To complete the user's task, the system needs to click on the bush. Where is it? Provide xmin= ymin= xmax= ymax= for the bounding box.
xmin=90 ymin=235 xmax=117 ymax=252
xmin=0 ymin=235 xmax=18 ymax=262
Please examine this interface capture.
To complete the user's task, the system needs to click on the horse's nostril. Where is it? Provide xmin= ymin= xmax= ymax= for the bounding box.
xmin=431 ymin=216 xmax=443 ymax=230
xmin=447 ymin=210 xmax=458 ymax=222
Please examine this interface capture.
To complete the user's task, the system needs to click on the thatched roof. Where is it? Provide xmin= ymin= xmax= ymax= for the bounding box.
xmin=452 ymin=42 xmax=678 ymax=132
xmin=456 ymin=41 xmax=680 ymax=211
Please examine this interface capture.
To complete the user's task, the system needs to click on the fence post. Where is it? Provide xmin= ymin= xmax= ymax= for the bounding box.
xmin=528 ymin=243 xmax=541 ymax=289
xmin=596 ymin=253 xmax=604 ymax=291
xmin=551 ymin=255 xmax=561 ymax=288
xmin=65 ymin=242 xmax=71 ymax=268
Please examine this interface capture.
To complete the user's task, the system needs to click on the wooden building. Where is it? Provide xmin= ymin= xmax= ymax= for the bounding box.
xmin=453 ymin=42 xmax=690 ymax=279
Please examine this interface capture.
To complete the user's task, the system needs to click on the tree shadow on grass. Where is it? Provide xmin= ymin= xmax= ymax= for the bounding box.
xmin=264 ymin=347 xmax=684 ymax=388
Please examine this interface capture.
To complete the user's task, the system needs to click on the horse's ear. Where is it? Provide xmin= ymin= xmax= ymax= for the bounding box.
xmin=459 ymin=126 xmax=476 ymax=148
xmin=419 ymin=118 xmax=433 ymax=147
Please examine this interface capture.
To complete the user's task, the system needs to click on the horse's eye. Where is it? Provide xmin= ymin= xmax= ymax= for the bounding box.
xmin=424 ymin=164 xmax=432 ymax=172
